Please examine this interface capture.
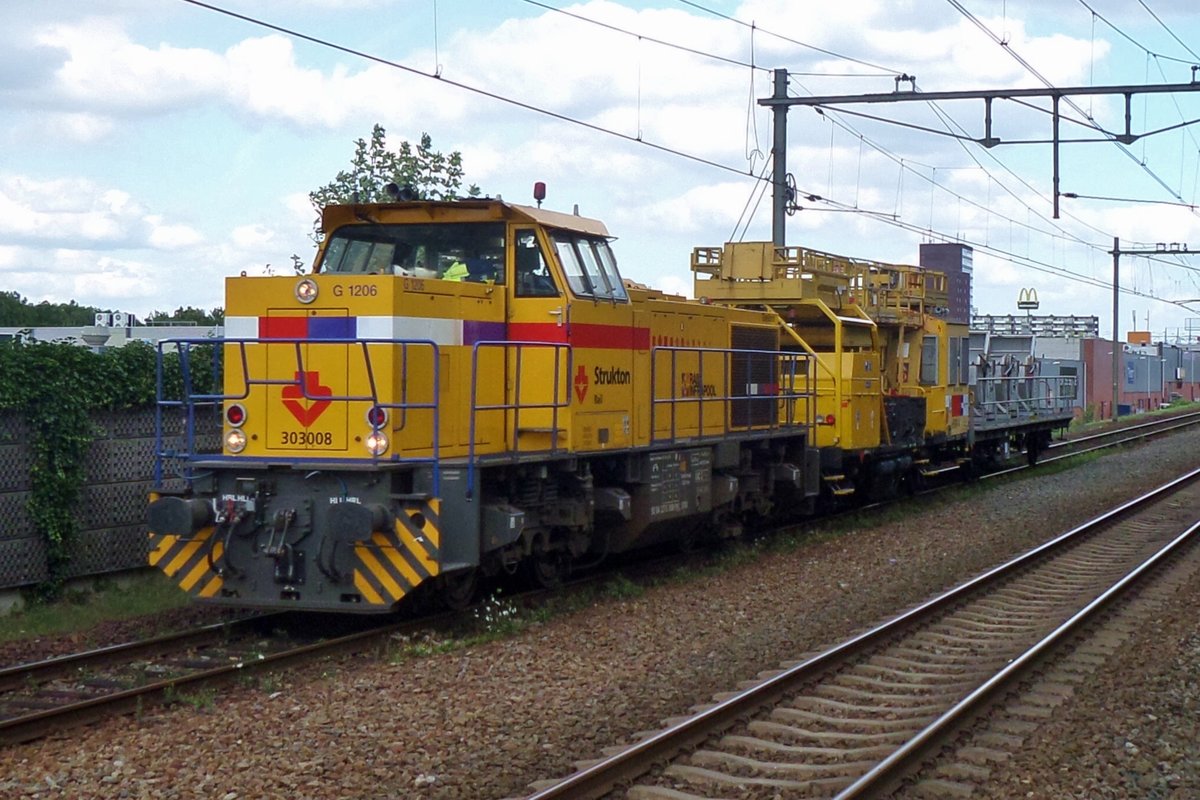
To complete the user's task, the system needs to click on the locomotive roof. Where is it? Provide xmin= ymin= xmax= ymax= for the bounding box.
xmin=321 ymin=198 xmax=611 ymax=238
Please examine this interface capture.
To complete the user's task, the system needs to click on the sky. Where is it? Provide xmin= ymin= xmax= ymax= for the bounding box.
xmin=2 ymin=0 xmax=1199 ymax=340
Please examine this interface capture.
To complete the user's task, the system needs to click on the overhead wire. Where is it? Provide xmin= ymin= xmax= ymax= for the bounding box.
xmin=818 ymin=191 xmax=1171 ymax=300
xmin=1137 ymin=0 xmax=1200 ymax=62
xmin=671 ymin=0 xmax=899 ymax=75
xmin=1150 ymin=54 xmax=1200 ymax=205
xmin=914 ymin=93 xmax=1200 ymax=272
xmin=944 ymin=0 xmax=1191 ymax=206
xmin=794 ymin=77 xmax=1134 ymax=257
xmin=664 ymin=2 xmax=1200 ymax=291
xmin=798 ymin=82 xmax=1200 ymax=290
xmin=176 ymin=0 xmax=775 ymax=183
xmin=730 ymin=156 xmax=774 ymax=242
xmin=181 ymin=0 xmax=1198 ymax=303
xmin=518 ymin=0 xmax=765 ymax=72
xmin=521 ymin=0 xmax=893 ymax=78
xmin=652 ymin=0 xmax=1180 ymax=279
xmin=774 ymin=39 xmax=1178 ymax=265
xmin=756 ymin=2 xmax=1189 ymax=258
xmin=1076 ymin=0 xmax=1196 ymax=65
xmin=1075 ymin=0 xmax=1200 ymax=204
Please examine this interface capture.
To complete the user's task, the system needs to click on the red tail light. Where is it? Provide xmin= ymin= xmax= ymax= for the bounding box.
xmin=366 ymin=406 xmax=388 ymax=428
xmin=226 ymin=403 xmax=246 ymax=427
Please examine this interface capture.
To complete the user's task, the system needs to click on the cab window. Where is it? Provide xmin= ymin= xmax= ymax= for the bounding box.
xmin=318 ymin=222 xmax=505 ymax=284
xmin=550 ymin=232 xmax=627 ymax=302
xmin=593 ymin=239 xmax=628 ymax=300
xmin=552 ymin=234 xmax=589 ymax=296
xmin=514 ymin=229 xmax=558 ymax=297
xmin=576 ymin=239 xmax=613 ymax=298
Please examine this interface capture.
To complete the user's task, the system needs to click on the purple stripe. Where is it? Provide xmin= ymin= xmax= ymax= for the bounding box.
xmin=463 ymin=320 xmax=507 ymax=345
xmin=309 ymin=317 xmax=357 ymax=339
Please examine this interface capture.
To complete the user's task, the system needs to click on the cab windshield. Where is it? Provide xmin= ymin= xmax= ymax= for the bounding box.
xmin=318 ymin=222 xmax=506 ymax=284
xmin=550 ymin=233 xmax=627 ymax=301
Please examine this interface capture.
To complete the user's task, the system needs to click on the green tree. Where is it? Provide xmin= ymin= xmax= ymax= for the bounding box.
xmin=308 ymin=125 xmax=481 ymax=241
xmin=144 ymin=306 xmax=225 ymax=326
xmin=0 ymin=291 xmax=101 ymax=327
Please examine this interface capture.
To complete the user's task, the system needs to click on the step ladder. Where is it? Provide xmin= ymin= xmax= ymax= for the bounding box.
xmin=822 ymin=473 xmax=856 ymax=497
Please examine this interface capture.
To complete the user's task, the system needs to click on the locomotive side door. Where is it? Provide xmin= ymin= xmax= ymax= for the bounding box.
xmin=548 ymin=231 xmax=635 ymax=453
xmin=505 ymin=227 xmax=572 ymax=452
xmin=505 ymin=226 xmax=636 ymax=453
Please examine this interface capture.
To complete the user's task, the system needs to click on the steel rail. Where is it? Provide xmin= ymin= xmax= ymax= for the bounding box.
xmin=0 ymin=612 xmax=450 ymax=745
xmin=0 ymin=571 xmax=614 ymax=745
xmin=0 ymin=615 xmax=277 ymax=692
xmin=526 ymin=465 xmax=1200 ymax=799
xmin=979 ymin=409 xmax=1200 ymax=481
xmin=1047 ymin=409 xmax=1200 ymax=456
xmin=835 ymin=481 xmax=1200 ymax=797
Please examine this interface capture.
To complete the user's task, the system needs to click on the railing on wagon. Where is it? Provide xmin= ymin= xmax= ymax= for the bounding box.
xmin=973 ymin=374 xmax=1078 ymax=422
xmin=650 ymin=346 xmax=816 ymax=444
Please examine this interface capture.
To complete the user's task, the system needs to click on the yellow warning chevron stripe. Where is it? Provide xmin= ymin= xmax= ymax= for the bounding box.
xmin=371 ymin=531 xmax=423 ymax=587
xmin=355 ymin=545 xmax=404 ymax=601
xmin=353 ymin=568 xmax=385 ymax=605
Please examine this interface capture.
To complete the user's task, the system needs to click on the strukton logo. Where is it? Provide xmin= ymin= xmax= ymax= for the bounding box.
xmin=282 ymin=371 xmax=333 ymax=426
xmin=594 ymin=366 xmax=631 ymax=385
xmin=574 ymin=365 xmax=589 ymax=403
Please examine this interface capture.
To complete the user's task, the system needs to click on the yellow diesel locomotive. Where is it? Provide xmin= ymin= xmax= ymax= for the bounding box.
xmin=147 ymin=193 xmax=1075 ymax=612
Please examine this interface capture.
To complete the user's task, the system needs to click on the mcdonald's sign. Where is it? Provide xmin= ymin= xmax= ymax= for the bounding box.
xmin=1017 ymin=287 xmax=1040 ymax=310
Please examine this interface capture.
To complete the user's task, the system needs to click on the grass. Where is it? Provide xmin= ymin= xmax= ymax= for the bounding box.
xmin=1069 ymin=399 xmax=1197 ymax=434
xmin=385 ymin=574 xmax=651 ymax=664
xmin=0 ymin=570 xmax=190 ymax=645
xmin=1030 ymin=449 xmax=1104 ymax=475
xmin=163 ymin=684 xmax=217 ymax=710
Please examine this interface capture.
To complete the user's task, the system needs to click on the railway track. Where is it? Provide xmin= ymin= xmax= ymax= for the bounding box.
xmin=4 ymin=410 xmax=1195 ymax=750
xmin=0 ymin=573 xmax=609 ymax=745
xmin=524 ymin=466 xmax=1200 ymax=799
xmin=0 ymin=612 xmax=436 ymax=746
xmin=1043 ymin=408 xmax=1200 ymax=462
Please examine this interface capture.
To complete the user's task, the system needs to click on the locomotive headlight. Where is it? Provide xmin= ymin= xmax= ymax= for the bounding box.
xmin=294 ymin=278 xmax=319 ymax=304
xmin=365 ymin=430 xmax=389 ymax=456
xmin=225 ymin=428 xmax=248 ymax=454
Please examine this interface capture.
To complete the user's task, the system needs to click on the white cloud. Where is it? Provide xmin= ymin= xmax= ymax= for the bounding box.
xmin=147 ymin=218 xmax=204 ymax=250
xmin=34 ymin=112 xmax=115 ymax=142
xmin=616 ymin=181 xmax=753 ymax=236
xmin=0 ymin=177 xmax=132 ymax=245
xmin=0 ymin=175 xmax=202 ymax=251
xmin=28 ymin=20 xmax=467 ymax=140
xmin=41 ymin=18 xmax=225 ymax=114
xmin=231 ymin=223 xmax=276 ymax=249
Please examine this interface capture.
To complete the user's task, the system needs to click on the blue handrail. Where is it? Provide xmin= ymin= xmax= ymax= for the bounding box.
xmin=153 ymin=336 xmax=441 ymax=496
xmin=466 ymin=340 xmax=572 ymax=499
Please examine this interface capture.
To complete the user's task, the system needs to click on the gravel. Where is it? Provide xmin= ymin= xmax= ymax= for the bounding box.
xmin=1 ymin=428 xmax=1198 ymax=799
xmin=0 ymin=606 xmax=240 ymax=668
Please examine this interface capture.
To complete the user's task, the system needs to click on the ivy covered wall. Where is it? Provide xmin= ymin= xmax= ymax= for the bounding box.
xmin=0 ymin=340 xmax=215 ymax=598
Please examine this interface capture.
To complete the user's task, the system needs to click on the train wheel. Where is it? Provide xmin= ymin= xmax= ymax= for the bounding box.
xmin=440 ymin=568 xmax=478 ymax=611
xmin=527 ymin=546 xmax=570 ymax=589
